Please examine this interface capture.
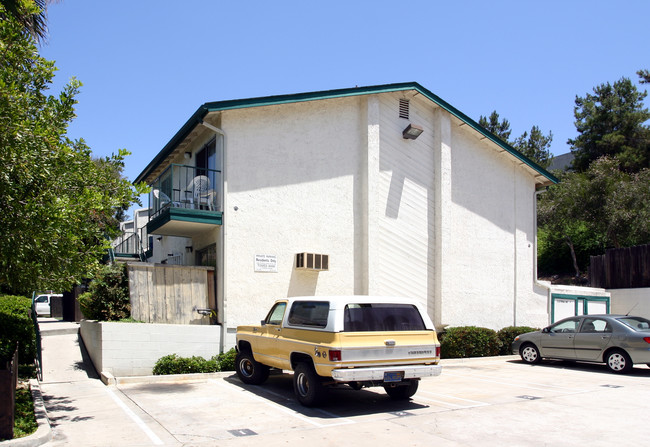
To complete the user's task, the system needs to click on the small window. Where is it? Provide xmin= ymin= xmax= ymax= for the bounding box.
xmin=344 ymin=303 xmax=426 ymax=332
xmin=265 ymin=302 xmax=286 ymax=325
xmin=288 ymin=301 xmax=329 ymax=328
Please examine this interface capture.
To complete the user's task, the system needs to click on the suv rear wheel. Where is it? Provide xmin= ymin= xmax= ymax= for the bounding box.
xmin=384 ymin=379 xmax=419 ymax=400
xmin=293 ymin=362 xmax=327 ymax=406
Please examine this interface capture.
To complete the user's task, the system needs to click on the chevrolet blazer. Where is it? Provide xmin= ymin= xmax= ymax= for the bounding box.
xmin=235 ymin=296 xmax=442 ymax=406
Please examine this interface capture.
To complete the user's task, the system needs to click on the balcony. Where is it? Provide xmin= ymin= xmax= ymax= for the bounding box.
xmin=147 ymin=164 xmax=222 ymax=237
xmin=111 ymin=227 xmax=151 ymax=260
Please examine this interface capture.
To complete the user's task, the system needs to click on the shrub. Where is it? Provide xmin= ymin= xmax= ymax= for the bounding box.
xmin=12 ymin=385 xmax=37 ymax=439
xmin=78 ymin=263 xmax=130 ymax=321
xmin=153 ymin=349 xmax=237 ymax=375
xmin=216 ymin=348 xmax=236 ymax=371
xmin=440 ymin=326 xmax=500 ymax=359
xmin=0 ymin=295 xmax=36 ymax=366
xmin=496 ymin=326 xmax=539 ymax=355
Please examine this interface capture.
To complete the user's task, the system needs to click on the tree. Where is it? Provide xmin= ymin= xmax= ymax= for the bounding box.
xmin=538 ymin=157 xmax=650 ymax=276
xmin=0 ymin=0 xmax=48 ymax=42
xmin=479 ymin=111 xmax=553 ymax=168
xmin=638 ymin=69 xmax=650 ymax=84
xmin=479 ymin=111 xmax=512 ymax=142
xmin=0 ymin=12 xmax=146 ymax=295
xmin=513 ymin=125 xmax=553 ymax=169
xmin=568 ymin=77 xmax=650 ymax=173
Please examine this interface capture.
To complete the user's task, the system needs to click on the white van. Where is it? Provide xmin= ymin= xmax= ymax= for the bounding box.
xmin=33 ymin=293 xmax=62 ymax=317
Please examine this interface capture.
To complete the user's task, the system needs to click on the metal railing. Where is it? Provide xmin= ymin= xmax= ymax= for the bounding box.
xmin=112 ymin=226 xmax=151 ymax=260
xmin=30 ymin=294 xmax=42 ymax=381
xmin=149 ymin=164 xmax=221 ymax=219
xmin=114 ymin=232 xmax=139 ymax=254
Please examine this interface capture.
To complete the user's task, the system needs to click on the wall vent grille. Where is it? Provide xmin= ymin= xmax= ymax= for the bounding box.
xmin=399 ymin=98 xmax=410 ymax=119
xmin=296 ymin=253 xmax=329 ymax=271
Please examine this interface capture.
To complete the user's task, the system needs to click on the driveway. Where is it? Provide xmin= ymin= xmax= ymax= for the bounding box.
xmin=111 ymin=358 xmax=650 ymax=446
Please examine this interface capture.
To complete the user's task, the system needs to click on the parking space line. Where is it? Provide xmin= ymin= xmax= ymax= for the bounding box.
xmin=443 ymin=372 xmax=590 ymax=393
xmin=106 ymin=388 xmax=164 ymax=445
xmin=209 ymin=380 xmax=355 ymax=428
xmin=417 ymin=391 xmax=490 ymax=408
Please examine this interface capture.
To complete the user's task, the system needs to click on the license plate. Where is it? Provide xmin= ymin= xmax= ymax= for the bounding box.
xmin=384 ymin=371 xmax=404 ymax=382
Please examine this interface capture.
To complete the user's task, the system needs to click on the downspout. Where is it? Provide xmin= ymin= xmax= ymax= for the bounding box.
xmin=513 ymin=165 xmax=518 ymax=327
xmin=534 ymin=187 xmax=550 ymax=321
xmin=199 ymin=120 xmax=227 ymax=354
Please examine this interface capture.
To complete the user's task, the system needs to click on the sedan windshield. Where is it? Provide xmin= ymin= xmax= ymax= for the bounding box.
xmin=616 ymin=317 xmax=650 ymax=331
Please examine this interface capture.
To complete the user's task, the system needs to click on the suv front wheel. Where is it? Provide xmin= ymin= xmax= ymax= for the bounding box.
xmin=235 ymin=351 xmax=269 ymax=385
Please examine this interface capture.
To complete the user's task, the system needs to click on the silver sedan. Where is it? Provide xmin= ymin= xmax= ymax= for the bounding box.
xmin=512 ymin=314 xmax=650 ymax=373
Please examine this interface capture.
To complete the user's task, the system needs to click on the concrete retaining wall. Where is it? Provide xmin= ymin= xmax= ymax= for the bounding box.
xmin=609 ymin=288 xmax=650 ymax=319
xmin=80 ymin=320 xmax=221 ymax=377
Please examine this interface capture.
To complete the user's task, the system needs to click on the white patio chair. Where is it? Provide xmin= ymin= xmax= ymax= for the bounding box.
xmin=186 ymin=175 xmax=212 ymax=210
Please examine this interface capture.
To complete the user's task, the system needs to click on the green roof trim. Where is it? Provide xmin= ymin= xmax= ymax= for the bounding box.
xmin=135 ymin=82 xmax=558 ymax=185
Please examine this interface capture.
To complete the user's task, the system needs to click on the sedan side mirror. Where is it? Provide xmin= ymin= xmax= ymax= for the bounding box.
xmin=542 ymin=327 xmax=550 ymax=333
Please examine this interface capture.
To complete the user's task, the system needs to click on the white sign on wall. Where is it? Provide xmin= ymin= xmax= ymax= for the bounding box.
xmin=255 ymin=254 xmax=278 ymax=272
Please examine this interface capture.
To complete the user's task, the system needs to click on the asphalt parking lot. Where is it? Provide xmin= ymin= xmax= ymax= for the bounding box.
xmin=109 ymin=357 xmax=650 ymax=446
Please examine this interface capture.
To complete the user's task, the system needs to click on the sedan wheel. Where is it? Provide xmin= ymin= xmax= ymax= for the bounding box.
xmin=520 ymin=343 xmax=541 ymax=364
xmin=605 ymin=350 xmax=633 ymax=374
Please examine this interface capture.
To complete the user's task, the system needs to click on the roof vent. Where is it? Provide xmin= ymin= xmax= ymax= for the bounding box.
xmin=399 ymin=99 xmax=410 ymax=119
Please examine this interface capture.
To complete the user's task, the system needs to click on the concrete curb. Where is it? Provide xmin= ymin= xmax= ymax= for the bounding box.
xmin=104 ymin=356 xmax=520 ymax=385
xmin=440 ymin=354 xmax=519 ymax=366
xmin=104 ymin=370 xmax=236 ymax=386
xmin=0 ymin=380 xmax=52 ymax=447
xmin=39 ymin=327 xmax=79 ymax=337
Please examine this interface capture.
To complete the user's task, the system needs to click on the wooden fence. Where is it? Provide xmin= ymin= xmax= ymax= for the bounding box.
xmin=127 ymin=264 xmax=216 ymax=325
xmin=589 ymin=244 xmax=650 ymax=289
xmin=0 ymin=346 xmax=19 ymax=440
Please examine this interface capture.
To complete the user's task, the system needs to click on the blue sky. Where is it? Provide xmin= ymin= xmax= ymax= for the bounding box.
xmin=39 ymin=0 xmax=650 ymax=216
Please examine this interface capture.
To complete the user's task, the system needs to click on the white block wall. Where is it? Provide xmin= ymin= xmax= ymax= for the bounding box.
xmin=80 ymin=321 xmax=221 ymax=377
xmin=609 ymin=288 xmax=650 ymax=319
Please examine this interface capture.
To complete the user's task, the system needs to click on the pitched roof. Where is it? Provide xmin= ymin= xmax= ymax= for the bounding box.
xmin=135 ymin=82 xmax=558 ymax=186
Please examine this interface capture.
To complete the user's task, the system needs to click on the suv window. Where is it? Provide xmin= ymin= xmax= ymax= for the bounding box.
xmin=288 ymin=301 xmax=329 ymax=328
xmin=343 ymin=303 xmax=426 ymax=332
xmin=264 ymin=302 xmax=286 ymax=325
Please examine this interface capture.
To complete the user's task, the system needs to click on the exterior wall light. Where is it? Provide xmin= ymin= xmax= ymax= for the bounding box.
xmin=402 ymin=124 xmax=424 ymax=140
xmin=184 ymin=151 xmax=192 ymax=159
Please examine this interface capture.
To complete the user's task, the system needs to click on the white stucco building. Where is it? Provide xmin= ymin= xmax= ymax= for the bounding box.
xmin=132 ymin=82 xmax=559 ymax=345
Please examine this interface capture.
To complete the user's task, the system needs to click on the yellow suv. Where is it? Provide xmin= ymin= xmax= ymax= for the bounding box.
xmin=235 ymin=296 xmax=441 ymax=406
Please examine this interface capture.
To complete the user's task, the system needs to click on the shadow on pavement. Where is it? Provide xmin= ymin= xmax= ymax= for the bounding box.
xmin=223 ymin=373 xmax=429 ymax=418
xmin=507 ymin=358 xmax=650 ymax=377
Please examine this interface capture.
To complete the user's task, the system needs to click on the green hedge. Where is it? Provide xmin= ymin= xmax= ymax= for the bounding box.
xmin=153 ymin=349 xmax=237 ymax=375
xmin=440 ymin=326 xmax=500 ymax=359
xmin=78 ymin=263 xmax=130 ymax=321
xmin=440 ymin=325 xmax=541 ymax=358
xmin=496 ymin=326 xmax=540 ymax=355
xmin=0 ymin=295 xmax=36 ymax=366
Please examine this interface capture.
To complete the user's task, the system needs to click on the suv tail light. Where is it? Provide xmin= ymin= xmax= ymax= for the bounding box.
xmin=436 ymin=346 xmax=441 ymax=357
xmin=329 ymin=350 xmax=342 ymax=361
xmin=643 ymin=337 xmax=650 ymax=344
